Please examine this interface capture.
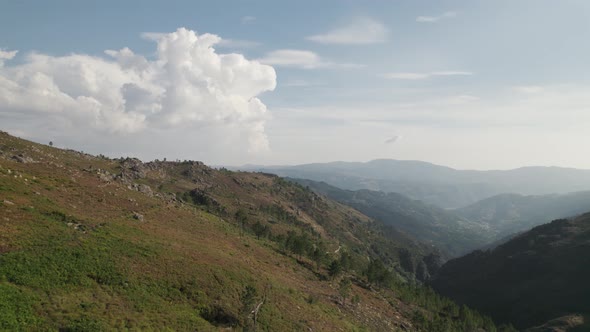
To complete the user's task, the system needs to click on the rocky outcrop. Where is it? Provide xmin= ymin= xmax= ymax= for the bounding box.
xmin=11 ymin=154 xmax=34 ymax=163
xmin=127 ymin=183 xmax=153 ymax=197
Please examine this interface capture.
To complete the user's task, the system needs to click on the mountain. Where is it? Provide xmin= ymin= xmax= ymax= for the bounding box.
xmin=431 ymin=213 xmax=590 ymax=330
xmin=290 ymin=178 xmax=491 ymax=258
xmin=242 ymin=159 xmax=590 ymax=208
xmin=0 ymin=131 xmax=503 ymax=331
xmin=454 ymin=191 xmax=590 ymax=239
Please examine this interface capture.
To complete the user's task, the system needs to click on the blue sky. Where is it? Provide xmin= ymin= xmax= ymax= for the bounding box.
xmin=1 ymin=1 xmax=590 ymax=169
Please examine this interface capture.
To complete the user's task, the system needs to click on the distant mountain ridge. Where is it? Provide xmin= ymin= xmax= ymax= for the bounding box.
xmin=292 ymin=179 xmax=590 ymax=258
xmin=454 ymin=191 xmax=590 ymax=239
xmin=241 ymin=159 xmax=590 ymax=208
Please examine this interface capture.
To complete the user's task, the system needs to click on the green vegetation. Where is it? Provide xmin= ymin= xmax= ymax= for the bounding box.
xmin=290 ymin=178 xmax=492 ymax=257
xmin=432 ymin=215 xmax=590 ymax=330
xmin=0 ymin=131 xmax=506 ymax=331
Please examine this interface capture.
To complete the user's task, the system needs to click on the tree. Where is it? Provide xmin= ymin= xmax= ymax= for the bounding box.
xmin=291 ymin=233 xmax=311 ymax=259
xmin=252 ymin=221 xmax=270 ymax=240
xmin=328 ymin=260 xmax=342 ymax=279
xmin=339 ymin=251 xmax=353 ymax=272
xmin=235 ymin=209 xmax=248 ymax=236
xmin=338 ymin=278 xmax=352 ymax=305
xmin=366 ymin=259 xmax=392 ymax=287
xmin=310 ymin=242 xmax=326 ymax=271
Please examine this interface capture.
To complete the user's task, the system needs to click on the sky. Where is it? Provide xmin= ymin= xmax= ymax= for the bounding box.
xmin=1 ymin=0 xmax=590 ymax=170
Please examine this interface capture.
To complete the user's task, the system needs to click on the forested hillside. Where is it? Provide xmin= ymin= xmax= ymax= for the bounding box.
xmin=432 ymin=213 xmax=590 ymax=330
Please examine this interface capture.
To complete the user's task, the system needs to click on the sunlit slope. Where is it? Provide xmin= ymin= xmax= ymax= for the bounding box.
xmin=0 ymin=131 xmax=502 ymax=331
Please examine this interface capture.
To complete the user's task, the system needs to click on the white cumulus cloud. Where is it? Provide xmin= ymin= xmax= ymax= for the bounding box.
xmin=306 ymin=17 xmax=388 ymax=45
xmin=0 ymin=28 xmax=277 ymax=161
xmin=0 ymin=49 xmax=18 ymax=66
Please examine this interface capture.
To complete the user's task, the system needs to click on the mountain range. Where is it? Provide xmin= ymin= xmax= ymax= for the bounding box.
xmin=4 ymin=130 xmax=590 ymax=331
xmin=242 ymin=159 xmax=590 ymax=208
xmin=454 ymin=191 xmax=590 ymax=239
xmin=289 ymin=178 xmax=491 ymax=257
xmin=290 ymin=178 xmax=590 ymax=258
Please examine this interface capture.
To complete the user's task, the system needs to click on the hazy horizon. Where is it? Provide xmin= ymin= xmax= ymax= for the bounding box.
xmin=2 ymin=1 xmax=590 ymax=170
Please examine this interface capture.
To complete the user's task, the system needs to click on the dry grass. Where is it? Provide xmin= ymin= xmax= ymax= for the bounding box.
xmin=0 ymin=131 xmax=419 ymax=331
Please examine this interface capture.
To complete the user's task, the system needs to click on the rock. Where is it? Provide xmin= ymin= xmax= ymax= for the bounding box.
xmin=119 ymin=158 xmax=147 ymax=182
xmin=11 ymin=154 xmax=34 ymax=163
xmin=137 ymin=184 xmax=153 ymax=196
xmin=3 ymin=200 xmax=15 ymax=206
xmin=132 ymin=212 xmax=144 ymax=222
xmin=127 ymin=183 xmax=154 ymax=197
xmin=97 ymin=169 xmax=115 ymax=182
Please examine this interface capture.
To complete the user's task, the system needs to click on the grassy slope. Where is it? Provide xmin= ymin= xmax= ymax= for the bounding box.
xmin=0 ymin=131 xmax=501 ymax=331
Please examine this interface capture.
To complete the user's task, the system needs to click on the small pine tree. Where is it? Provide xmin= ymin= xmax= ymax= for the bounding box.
xmin=252 ymin=221 xmax=269 ymax=240
xmin=328 ymin=260 xmax=342 ymax=279
xmin=338 ymin=278 xmax=352 ymax=305
xmin=235 ymin=209 xmax=248 ymax=236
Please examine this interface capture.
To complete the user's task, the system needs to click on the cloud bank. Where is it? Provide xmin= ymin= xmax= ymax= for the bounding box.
xmin=0 ymin=28 xmax=277 ymax=161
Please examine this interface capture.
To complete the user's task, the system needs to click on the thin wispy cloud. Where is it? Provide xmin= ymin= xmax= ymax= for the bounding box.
xmin=306 ymin=17 xmax=388 ymax=45
xmin=141 ymin=32 xmax=165 ymax=40
xmin=381 ymin=71 xmax=472 ymax=80
xmin=281 ymin=80 xmax=323 ymax=88
xmin=416 ymin=11 xmax=457 ymax=23
xmin=258 ymin=49 xmax=364 ymax=69
xmin=513 ymin=85 xmax=544 ymax=94
xmin=241 ymin=16 xmax=256 ymax=24
xmin=384 ymin=135 xmax=401 ymax=144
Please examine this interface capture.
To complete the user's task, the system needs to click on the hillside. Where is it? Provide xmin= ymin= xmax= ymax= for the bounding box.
xmin=243 ymin=159 xmax=590 ymax=208
xmin=290 ymin=178 xmax=491 ymax=257
xmin=0 ymin=131 xmax=506 ymax=331
xmin=431 ymin=213 xmax=590 ymax=330
xmin=454 ymin=191 xmax=590 ymax=239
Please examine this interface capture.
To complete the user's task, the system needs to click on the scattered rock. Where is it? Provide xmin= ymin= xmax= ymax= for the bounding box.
xmin=11 ymin=154 xmax=34 ymax=163
xmin=97 ymin=169 xmax=115 ymax=182
xmin=127 ymin=183 xmax=154 ymax=197
xmin=132 ymin=212 xmax=144 ymax=222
